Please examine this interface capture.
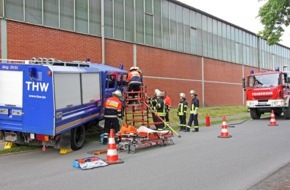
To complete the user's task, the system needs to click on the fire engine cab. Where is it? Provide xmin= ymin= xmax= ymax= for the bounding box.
xmin=243 ymin=67 xmax=290 ymax=119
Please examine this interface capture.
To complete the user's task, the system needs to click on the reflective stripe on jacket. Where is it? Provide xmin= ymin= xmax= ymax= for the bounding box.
xmin=178 ymin=99 xmax=188 ymax=116
xmin=189 ymin=97 xmax=199 ymax=114
xmin=127 ymin=70 xmax=141 ymax=83
xmin=104 ymin=96 xmax=122 ymax=118
xmin=156 ymin=98 xmax=166 ymax=117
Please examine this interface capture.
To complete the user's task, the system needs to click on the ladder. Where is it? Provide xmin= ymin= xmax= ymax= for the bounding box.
xmin=124 ymin=86 xmax=151 ymax=127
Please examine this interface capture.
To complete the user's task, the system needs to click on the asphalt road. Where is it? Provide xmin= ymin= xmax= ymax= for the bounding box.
xmin=0 ymin=116 xmax=290 ymax=190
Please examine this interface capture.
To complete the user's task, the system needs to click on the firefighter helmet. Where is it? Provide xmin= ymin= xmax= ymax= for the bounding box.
xmin=129 ymin=66 xmax=139 ymax=71
xmin=154 ymin=89 xmax=160 ymax=95
xmin=156 ymin=91 xmax=163 ymax=97
xmin=180 ymin=93 xmax=185 ymax=98
xmin=112 ymin=90 xmax=122 ymax=98
xmin=190 ymin=90 xmax=196 ymax=94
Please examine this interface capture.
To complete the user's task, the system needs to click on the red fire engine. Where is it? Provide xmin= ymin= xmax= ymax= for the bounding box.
xmin=243 ymin=67 xmax=290 ymax=119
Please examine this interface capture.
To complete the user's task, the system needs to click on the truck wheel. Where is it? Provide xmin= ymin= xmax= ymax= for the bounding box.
xmin=274 ymin=109 xmax=282 ymax=117
xmin=71 ymin=125 xmax=86 ymax=150
xmin=250 ymin=108 xmax=261 ymax=119
xmin=284 ymin=106 xmax=290 ymax=119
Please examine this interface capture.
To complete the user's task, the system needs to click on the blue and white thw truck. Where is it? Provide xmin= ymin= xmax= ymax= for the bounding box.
xmin=0 ymin=58 xmax=128 ymax=153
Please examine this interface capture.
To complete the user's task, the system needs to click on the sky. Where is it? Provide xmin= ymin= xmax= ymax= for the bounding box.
xmin=177 ymin=0 xmax=290 ymax=47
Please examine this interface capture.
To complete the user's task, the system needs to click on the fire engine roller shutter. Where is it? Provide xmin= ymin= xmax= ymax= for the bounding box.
xmin=0 ymin=70 xmax=23 ymax=107
xmin=81 ymin=73 xmax=101 ymax=104
xmin=54 ymin=73 xmax=81 ymax=110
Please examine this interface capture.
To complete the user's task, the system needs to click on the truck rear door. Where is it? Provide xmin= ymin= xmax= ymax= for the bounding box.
xmin=0 ymin=69 xmax=23 ymax=131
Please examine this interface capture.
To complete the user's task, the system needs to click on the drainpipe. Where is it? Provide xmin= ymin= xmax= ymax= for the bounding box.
xmin=101 ymin=0 xmax=105 ymax=64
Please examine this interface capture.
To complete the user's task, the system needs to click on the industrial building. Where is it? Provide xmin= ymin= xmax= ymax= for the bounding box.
xmin=1 ymin=0 xmax=290 ymax=107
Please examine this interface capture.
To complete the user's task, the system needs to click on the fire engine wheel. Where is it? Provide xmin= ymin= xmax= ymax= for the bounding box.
xmin=71 ymin=125 xmax=86 ymax=150
xmin=284 ymin=105 xmax=290 ymax=119
xmin=250 ymin=108 xmax=261 ymax=119
xmin=274 ymin=109 xmax=282 ymax=117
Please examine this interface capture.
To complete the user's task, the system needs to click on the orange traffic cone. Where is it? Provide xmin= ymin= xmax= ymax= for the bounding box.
xmin=268 ymin=110 xmax=278 ymax=126
xmin=218 ymin=116 xmax=232 ymax=138
xmin=106 ymin=129 xmax=124 ymax=164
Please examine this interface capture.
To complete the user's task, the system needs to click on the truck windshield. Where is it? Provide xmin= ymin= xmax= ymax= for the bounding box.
xmin=248 ymin=73 xmax=279 ymax=88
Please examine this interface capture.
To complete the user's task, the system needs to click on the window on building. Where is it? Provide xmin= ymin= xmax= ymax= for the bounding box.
xmin=0 ymin=0 xmax=4 ymax=18
xmin=5 ymin=0 xmax=24 ymax=21
xmin=104 ymin=0 xmax=113 ymax=38
xmin=136 ymin=0 xmax=144 ymax=44
xmin=176 ymin=5 xmax=183 ymax=52
xmin=212 ymin=19 xmax=218 ymax=59
xmin=60 ymin=0 xmax=74 ymax=31
xmin=25 ymin=0 xmax=42 ymax=24
xmin=154 ymin=0 xmax=162 ymax=47
xmin=169 ymin=2 xmax=177 ymax=51
xmin=89 ymin=0 xmax=101 ymax=36
xmin=195 ymin=12 xmax=202 ymax=56
xmin=145 ymin=0 xmax=153 ymax=46
xmin=114 ymin=0 xmax=124 ymax=40
xmin=145 ymin=13 xmax=153 ymax=46
xmin=202 ymin=15 xmax=208 ymax=57
xmin=162 ymin=0 xmax=170 ymax=49
xmin=207 ymin=17 xmax=213 ymax=58
xmin=76 ymin=0 xmax=88 ymax=33
xmin=44 ymin=0 xmax=59 ymax=28
xmin=125 ymin=0 xmax=134 ymax=42
xmin=183 ymin=8 xmax=190 ymax=53
xmin=222 ymin=23 xmax=227 ymax=61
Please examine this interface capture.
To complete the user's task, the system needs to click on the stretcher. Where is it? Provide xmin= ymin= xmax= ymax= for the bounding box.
xmin=117 ymin=125 xmax=174 ymax=153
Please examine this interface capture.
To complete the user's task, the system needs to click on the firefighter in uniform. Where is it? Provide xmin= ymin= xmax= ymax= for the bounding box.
xmin=103 ymin=90 xmax=123 ymax=145
xmin=177 ymin=93 xmax=188 ymax=131
xmin=164 ymin=91 xmax=172 ymax=124
xmin=150 ymin=89 xmax=160 ymax=127
xmin=187 ymin=90 xmax=200 ymax=132
xmin=127 ymin=66 xmax=142 ymax=103
xmin=151 ymin=90 xmax=166 ymax=130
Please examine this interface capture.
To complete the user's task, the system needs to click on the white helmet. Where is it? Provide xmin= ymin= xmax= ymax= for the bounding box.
xmin=130 ymin=66 xmax=139 ymax=71
xmin=190 ymin=90 xmax=196 ymax=94
xmin=180 ymin=93 xmax=185 ymax=98
xmin=112 ymin=90 xmax=122 ymax=97
xmin=154 ymin=89 xmax=160 ymax=95
xmin=156 ymin=91 xmax=163 ymax=97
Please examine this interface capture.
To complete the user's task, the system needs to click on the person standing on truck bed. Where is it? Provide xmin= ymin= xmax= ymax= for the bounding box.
xmin=103 ymin=90 xmax=123 ymax=145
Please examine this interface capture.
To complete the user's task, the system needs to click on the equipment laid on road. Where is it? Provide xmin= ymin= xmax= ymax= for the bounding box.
xmin=118 ymin=126 xmax=174 ymax=153
xmin=73 ymin=156 xmax=108 ymax=170
xmin=0 ymin=58 xmax=128 ymax=153
xmin=243 ymin=67 xmax=290 ymax=119
xmin=218 ymin=116 xmax=232 ymax=138
xmin=268 ymin=110 xmax=278 ymax=126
